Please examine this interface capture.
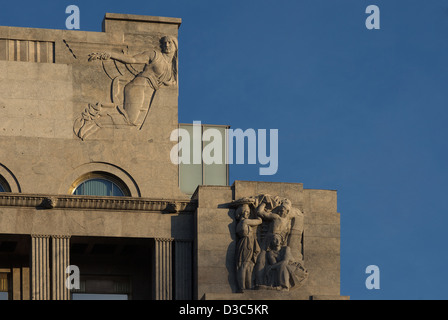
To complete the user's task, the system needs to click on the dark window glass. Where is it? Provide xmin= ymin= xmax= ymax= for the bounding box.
xmin=72 ymin=293 xmax=128 ymax=300
xmin=73 ymin=179 xmax=125 ymax=197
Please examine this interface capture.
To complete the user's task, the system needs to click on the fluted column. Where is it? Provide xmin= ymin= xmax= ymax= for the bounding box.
xmin=153 ymin=238 xmax=173 ymax=300
xmin=51 ymin=235 xmax=71 ymax=300
xmin=31 ymin=235 xmax=50 ymax=300
xmin=174 ymin=240 xmax=193 ymax=300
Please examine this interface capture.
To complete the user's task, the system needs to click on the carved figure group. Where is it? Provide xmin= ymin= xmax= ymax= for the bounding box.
xmin=233 ymin=194 xmax=308 ymax=292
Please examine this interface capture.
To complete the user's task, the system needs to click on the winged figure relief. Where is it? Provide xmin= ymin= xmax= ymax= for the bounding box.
xmin=73 ymin=35 xmax=178 ymax=140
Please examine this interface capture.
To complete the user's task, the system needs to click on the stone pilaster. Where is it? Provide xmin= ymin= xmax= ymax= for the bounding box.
xmin=174 ymin=240 xmax=193 ymax=300
xmin=51 ymin=235 xmax=71 ymax=300
xmin=153 ymin=238 xmax=173 ymax=300
xmin=31 ymin=235 xmax=50 ymax=300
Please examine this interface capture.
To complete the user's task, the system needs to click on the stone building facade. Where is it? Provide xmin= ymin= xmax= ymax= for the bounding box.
xmin=0 ymin=13 xmax=348 ymax=300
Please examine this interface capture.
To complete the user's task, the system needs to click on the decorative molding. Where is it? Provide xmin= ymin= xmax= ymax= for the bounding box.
xmin=164 ymin=202 xmax=179 ymax=214
xmin=40 ymin=197 xmax=57 ymax=209
xmin=51 ymin=235 xmax=71 ymax=239
xmin=0 ymin=193 xmax=197 ymax=213
xmin=154 ymin=238 xmax=174 ymax=242
xmin=31 ymin=234 xmax=51 ymax=239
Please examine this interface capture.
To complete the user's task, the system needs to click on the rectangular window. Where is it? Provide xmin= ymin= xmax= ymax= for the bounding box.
xmin=0 ymin=273 xmax=8 ymax=300
xmin=0 ymin=273 xmax=8 ymax=292
xmin=71 ymin=275 xmax=130 ymax=300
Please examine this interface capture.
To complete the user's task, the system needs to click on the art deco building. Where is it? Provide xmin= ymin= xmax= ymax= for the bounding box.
xmin=0 ymin=13 xmax=347 ymax=300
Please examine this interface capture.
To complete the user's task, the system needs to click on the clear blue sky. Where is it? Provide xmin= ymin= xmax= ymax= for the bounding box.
xmin=2 ymin=0 xmax=447 ymax=300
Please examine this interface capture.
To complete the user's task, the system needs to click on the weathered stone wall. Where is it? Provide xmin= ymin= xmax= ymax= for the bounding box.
xmin=0 ymin=14 xmax=186 ymax=200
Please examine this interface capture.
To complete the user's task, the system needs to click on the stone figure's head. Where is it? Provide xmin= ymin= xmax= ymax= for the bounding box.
xmin=270 ymin=233 xmax=283 ymax=251
xmin=236 ymin=203 xmax=251 ymax=220
xmin=160 ymin=35 xmax=178 ymax=55
xmin=277 ymin=199 xmax=292 ymax=217
xmin=159 ymin=35 xmax=178 ymax=85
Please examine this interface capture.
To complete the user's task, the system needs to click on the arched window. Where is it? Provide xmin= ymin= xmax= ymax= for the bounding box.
xmin=70 ymin=172 xmax=130 ymax=197
xmin=0 ymin=176 xmax=10 ymax=193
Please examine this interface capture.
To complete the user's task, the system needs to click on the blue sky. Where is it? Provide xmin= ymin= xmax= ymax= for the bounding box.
xmin=1 ymin=0 xmax=447 ymax=300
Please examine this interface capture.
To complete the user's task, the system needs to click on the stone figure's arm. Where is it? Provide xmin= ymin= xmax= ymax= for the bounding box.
xmin=163 ymin=78 xmax=177 ymax=86
xmin=266 ymin=252 xmax=284 ymax=270
xmin=246 ymin=217 xmax=262 ymax=226
xmin=235 ymin=220 xmax=244 ymax=237
xmin=266 ymin=251 xmax=277 ymax=267
xmin=110 ymin=50 xmax=154 ymax=64
xmin=89 ymin=50 xmax=155 ymax=64
xmin=256 ymin=203 xmax=277 ymax=220
xmin=269 ymin=248 xmax=293 ymax=270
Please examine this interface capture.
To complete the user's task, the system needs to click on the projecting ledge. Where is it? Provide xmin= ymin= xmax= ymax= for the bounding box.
xmin=102 ymin=13 xmax=182 ymax=35
xmin=104 ymin=13 xmax=182 ymax=25
xmin=0 ymin=193 xmax=197 ymax=213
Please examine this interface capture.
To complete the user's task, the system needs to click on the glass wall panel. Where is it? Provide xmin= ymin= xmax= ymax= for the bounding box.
xmin=203 ymin=125 xmax=228 ymax=186
xmin=179 ymin=124 xmax=203 ymax=195
xmin=179 ymin=124 xmax=229 ymax=195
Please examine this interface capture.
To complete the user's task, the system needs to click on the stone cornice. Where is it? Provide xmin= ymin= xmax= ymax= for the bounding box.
xmin=104 ymin=13 xmax=182 ymax=26
xmin=0 ymin=193 xmax=197 ymax=213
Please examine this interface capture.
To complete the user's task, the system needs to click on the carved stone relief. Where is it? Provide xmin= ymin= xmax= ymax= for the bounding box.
xmin=232 ymin=194 xmax=308 ymax=292
xmin=73 ymin=35 xmax=178 ymax=140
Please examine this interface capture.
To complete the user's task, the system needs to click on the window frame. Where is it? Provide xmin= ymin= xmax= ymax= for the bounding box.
xmin=69 ymin=172 xmax=131 ymax=197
